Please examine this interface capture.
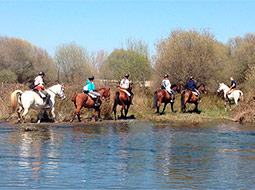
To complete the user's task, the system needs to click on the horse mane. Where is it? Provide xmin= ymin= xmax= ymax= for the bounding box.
xmin=171 ymin=84 xmax=177 ymax=88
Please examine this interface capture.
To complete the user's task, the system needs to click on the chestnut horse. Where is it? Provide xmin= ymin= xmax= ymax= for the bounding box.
xmin=181 ymin=84 xmax=206 ymax=113
xmin=112 ymin=83 xmax=133 ymax=120
xmin=152 ymin=84 xmax=181 ymax=114
xmin=70 ymin=87 xmax=110 ymax=122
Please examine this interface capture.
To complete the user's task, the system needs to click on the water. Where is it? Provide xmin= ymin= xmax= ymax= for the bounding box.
xmin=1 ymin=120 xmax=255 ymax=189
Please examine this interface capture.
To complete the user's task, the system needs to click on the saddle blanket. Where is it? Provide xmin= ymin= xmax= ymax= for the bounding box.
xmin=192 ymin=91 xmax=198 ymax=96
xmin=120 ymin=89 xmax=131 ymax=96
xmin=88 ymin=92 xmax=97 ymax=99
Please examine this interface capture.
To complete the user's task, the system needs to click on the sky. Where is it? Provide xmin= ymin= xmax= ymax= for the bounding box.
xmin=0 ymin=0 xmax=254 ymax=56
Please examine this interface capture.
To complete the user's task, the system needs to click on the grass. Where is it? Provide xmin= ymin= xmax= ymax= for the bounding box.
xmin=0 ymin=83 xmax=237 ymax=123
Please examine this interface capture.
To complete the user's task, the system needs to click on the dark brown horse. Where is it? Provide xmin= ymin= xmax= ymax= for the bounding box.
xmin=181 ymin=84 xmax=206 ymax=113
xmin=112 ymin=83 xmax=133 ymax=120
xmin=70 ymin=87 xmax=110 ymax=122
xmin=153 ymin=84 xmax=181 ymax=114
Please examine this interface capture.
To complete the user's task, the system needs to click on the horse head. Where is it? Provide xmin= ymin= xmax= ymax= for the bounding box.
xmin=50 ymin=84 xmax=66 ymax=99
xmin=198 ymin=83 xmax=206 ymax=94
xmin=171 ymin=84 xmax=181 ymax=93
xmin=97 ymin=87 xmax=111 ymax=102
xmin=217 ymin=83 xmax=228 ymax=93
xmin=129 ymin=83 xmax=133 ymax=90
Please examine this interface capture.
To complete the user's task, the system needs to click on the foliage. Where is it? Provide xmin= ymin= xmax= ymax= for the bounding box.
xmin=0 ymin=69 xmax=17 ymax=83
xmin=0 ymin=36 xmax=56 ymax=83
xmin=101 ymin=49 xmax=152 ymax=82
xmin=154 ymin=29 xmax=234 ymax=90
xmin=55 ymin=42 xmax=94 ymax=83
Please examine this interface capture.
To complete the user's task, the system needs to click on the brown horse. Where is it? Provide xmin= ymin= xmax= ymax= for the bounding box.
xmin=112 ymin=83 xmax=133 ymax=120
xmin=152 ymin=84 xmax=181 ymax=114
xmin=70 ymin=87 xmax=110 ymax=122
xmin=181 ymin=84 xmax=206 ymax=113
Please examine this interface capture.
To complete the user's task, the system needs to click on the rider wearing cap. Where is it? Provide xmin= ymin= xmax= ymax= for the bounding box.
xmin=185 ymin=76 xmax=200 ymax=100
xmin=83 ymin=76 xmax=101 ymax=107
xmin=161 ymin=74 xmax=174 ymax=102
xmin=120 ymin=74 xmax=134 ymax=104
xmin=34 ymin=71 xmax=50 ymax=108
xmin=226 ymin=77 xmax=237 ymax=98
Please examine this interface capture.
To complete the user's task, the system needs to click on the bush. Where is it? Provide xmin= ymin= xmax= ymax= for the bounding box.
xmin=0 ymin=69 xmax=17 ymax=83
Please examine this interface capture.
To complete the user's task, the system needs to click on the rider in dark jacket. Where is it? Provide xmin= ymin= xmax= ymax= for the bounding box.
xmin=185 ymin=76 xmax=200 ymax=100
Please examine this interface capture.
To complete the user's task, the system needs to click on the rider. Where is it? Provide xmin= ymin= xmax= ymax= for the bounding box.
xmin=34 ymin=71 xmax=50 ymax=108
xmin=161 ymin=74 xmax=174 ymax=102
xmin=83 ymin=76 xmax=101 ymax=107
xmin=120 ymin=74 xmax=134 ymax=104
xmin=185 ymin=76 xmax=200 ymax=101
xmin=226 ymin=77 xmax=237 ymax=98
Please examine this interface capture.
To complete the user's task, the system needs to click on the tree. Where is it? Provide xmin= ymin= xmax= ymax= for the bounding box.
xmin=55 ymin=43 xmax=93 ymax=83
xmin=0 ymin=36 xmax=56 ymax=83
xmin=101 ymin=49 xmax=152 ymax=83
xmin=154 ymin=29 xmax=233 ymax=90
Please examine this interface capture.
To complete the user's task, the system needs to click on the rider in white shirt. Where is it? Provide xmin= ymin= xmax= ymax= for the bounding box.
xmin=161 ymin=74 xmax=174 ymax=102
xmin=34 ymin=71 xmax=50 ymax=108
xmin=120 ymin=74 xmax=133 ymax=104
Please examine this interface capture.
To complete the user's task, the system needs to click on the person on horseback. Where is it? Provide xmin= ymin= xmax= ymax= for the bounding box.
xmin=34 ymin=71 xmax=50 ymax=108
xmin=226 ymin=77 xmax=237 ymax=98
xmin=120 ymin=74 xmax=134 ymax=104
xmin=83 ymin=76 xmax=101 ymax=107
xmin=185 ymin=76 xmax=200 ymax=101
xmin=161 ymin=74 xmax=174 ymax=102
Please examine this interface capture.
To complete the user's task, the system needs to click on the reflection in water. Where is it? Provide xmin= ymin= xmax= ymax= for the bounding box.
xmin=0 ymin=121 xmax=255 ymax=189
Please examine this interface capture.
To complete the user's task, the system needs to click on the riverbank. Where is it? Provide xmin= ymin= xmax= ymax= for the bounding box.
xmin=0 ymin=83 xmax=238 ymax=124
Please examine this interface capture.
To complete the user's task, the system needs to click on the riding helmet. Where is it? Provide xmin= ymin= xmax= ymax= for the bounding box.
xmin=164 ymin=74 xmax=169 ymax=78
xmin=125 ymin=74 xmax=130 ymax=78
xmin=88 ymin=76 xmax=94 ymax=80
xmin=38 ymin=71 xmax=45 ymax=76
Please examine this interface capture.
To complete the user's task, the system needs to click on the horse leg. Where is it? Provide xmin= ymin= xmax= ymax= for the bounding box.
xmin=21 ymin=108 xmax=29 ymax=123
xmin=113 ymin=105 xmax=117 ymax=120
xmin=17 ymin=106 xmax=23 ymax=123
xmin=94 ymin=109 xmax=98 ymax=122
xmin=125 ymin=104 xmax=130 ymax=119
xmin=157 ymin=101 xmax=162 ymax=114
xmin=70 ymin=105 xmax=82 ymax=122
xmin=51 ymin=107 xmax=56 ymax=121
xmin=194 ymin=102 xmax=199 ymax=113
xmin=160 ymin=103 xmax=167 ymax=115
xmin=120 ymin=104 xmax=125 ymax=118
xmin=171 ymin=102 xmax=174 ymax=112
xmin=38 ymin=109 xmax=46 ymax=123
xmin=229 ymin=100 xmax=232 ymax=111
xmin=224 ymin=100 xmax=227 ymax=112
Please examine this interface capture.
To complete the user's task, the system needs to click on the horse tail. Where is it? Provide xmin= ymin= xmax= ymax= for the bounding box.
xmin=113 ymin=92 xmax=120 ymax=110
xmin=181 ymin=91 xmax=186 ymax=111
xmin=152 ymin=91 xmax=158 ymax=108
xmin=240 ymin=91 xmax=244 ymax=102
xmin=11 ymin=90 xmax=23 ymax=112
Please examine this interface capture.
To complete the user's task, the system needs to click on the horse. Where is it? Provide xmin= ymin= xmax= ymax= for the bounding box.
xmin=217 ymin=83 xmax=243 ymax=111
xmin=181 ymin=84 xmax=206 ymax=113
xmin=152 ymin=84 xmax=181 ymax=114
xmin=70 ymin=87 xmax=111 ymax=122
xmin=10 ymin=84 xmax=66 ymax=123
xmin=112 ymin=83 xmax=133 ymax=120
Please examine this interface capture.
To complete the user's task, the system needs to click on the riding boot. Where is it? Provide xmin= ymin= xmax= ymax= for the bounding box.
xmin=44 ymin=95 xmax=51 ymax=109
xmin=94 ymin=96 xmax=100 ymax=107
xmin=130 ymin=95 xmax=134 ymax=105
xmin=170 ymin=94 xmax=174 ymax=102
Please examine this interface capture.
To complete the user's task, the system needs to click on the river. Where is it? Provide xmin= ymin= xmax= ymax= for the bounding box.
xmin=0 ymin=120 xmax=255 ymax=189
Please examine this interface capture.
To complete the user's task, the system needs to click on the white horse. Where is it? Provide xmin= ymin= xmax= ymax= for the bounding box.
xmin=11 ymin=84 xmax=66 ymax=123
xmin=217 ymin=83 xmax=243 ymax=111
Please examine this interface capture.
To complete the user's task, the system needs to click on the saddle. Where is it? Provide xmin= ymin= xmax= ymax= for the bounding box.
xmin=192 ymin=91 xmax=198 ymax=96
xmin=120 ymin=88 xmax=131 ymax=96
xmin=33 ymin=89 xmax=46 ymax=99
xmin=88 ymin=92 xmax=97 ymax=99
xmin=163 ymin=89 xmax=172 ymax=95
